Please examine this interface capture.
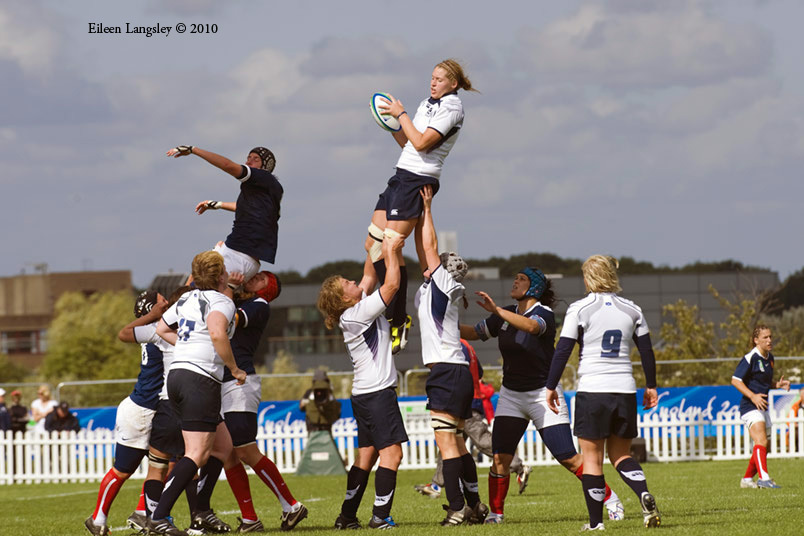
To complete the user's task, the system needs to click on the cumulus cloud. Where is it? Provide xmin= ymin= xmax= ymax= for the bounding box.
xmin=513 ymin=1 xmax=772 ymax=88
xmin=0 ymin=2 xmax=60 ymax=74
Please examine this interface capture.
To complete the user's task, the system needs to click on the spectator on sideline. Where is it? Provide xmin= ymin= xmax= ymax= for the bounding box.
xmin=32 ymin=384 xmax=58 ymax=433
xmin=299 ymin=370 xmax=342 ymax=434
xmin=44 ymin=401 xmax=81 ymax=433
xmin=0 ymin=388 xmax=11 ymax=432
xmin=9 ymin=390 xmax=30 ymax=435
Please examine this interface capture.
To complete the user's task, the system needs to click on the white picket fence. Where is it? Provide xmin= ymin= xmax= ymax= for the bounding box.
xmin=2 ymin=410 xmax=803 ymax=484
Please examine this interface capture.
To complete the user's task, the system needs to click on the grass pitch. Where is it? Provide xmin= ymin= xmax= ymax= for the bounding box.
xmin=1 ymin=459 xmax=802 ymax=536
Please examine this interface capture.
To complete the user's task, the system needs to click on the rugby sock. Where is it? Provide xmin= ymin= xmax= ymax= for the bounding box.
xmin=153 ymin=457 xmax=198 ymax=521
xmin=135 ymin=484 xmax=146 ymax=515
xmin=372 ymin=467 xmax=397 ymax=520
xmin=91 ymin=468 xmax=125 ymax=525
xmin=744 ymin=451 xmax=758 ymax=479
xmin=615 ymin=457 xmax=649 ymax=498
xmin=373 ymin=260 xmax=387 ymax=283
xmin=253 ymin=456 xmax=296 ymax=511
xmin=754 ymin=445 xmax=770 ymax=480
xmin=184 ymin=475 xmax=198 ymax=516
xmin=575 ymin=464 xmax=614 ymax=502
xmin=196 ymin=456 xmax=223 ymax=512
xmin=341 ymin=466 xmax=370 ymax=519
xmin=143 ymin=479 xmax=163 ymax=517
xmin=582 ymin=474 xmax=606 ymax=529
xmin=373 ymin=260 xmax=407 ymax=327
xmin=488 ymin=471 xmax=509 ymax=515
xmin=225 ymin=463 xmax=258 ymax=523
xmin=391 ymin=265 xmax=408 ymax=328
xmin=460 ymin=453 xmax=481 ymax=508
xmin=443 ymin=457 xmax=465 ymax=511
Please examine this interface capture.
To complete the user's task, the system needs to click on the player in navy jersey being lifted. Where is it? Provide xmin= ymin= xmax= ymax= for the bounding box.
xmin=546 ymin=255 xmax=660 ymax=531
xmin=415 ymin=185 xmax=488 ymax=525
xmin=731 ymin=324 xmax=790 ymax=489
xmin=366 ymin=59 xmax=477 ymax=354
xmin=317 ymin=231 xmax=407 ymax=530
xmin=460 ymin=266 xmax=623 ymax=525
xmin=166 ymin=144 xmax=282 ymax=294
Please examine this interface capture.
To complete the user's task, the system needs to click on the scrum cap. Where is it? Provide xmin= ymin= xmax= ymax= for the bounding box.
xmin=519 ymin=267 xmax=547 ymax=299
xmin=255 ymin=271 xmax=282 ymax=303
xmin=439 ymin=252 xmax=469 ymax=283
xmin=134 ymin=290 xmax=159 ymax=318
xmin=249 ymin=147 xmax=276 ymax=172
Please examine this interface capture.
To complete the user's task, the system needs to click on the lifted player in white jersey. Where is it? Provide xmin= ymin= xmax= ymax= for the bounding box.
xmin=166 ymin=144 xmax=282 ymax=295
xmin=317 ymin=233 xmax=406 ymax=530
xmin=546 ymin=255 xmax=660 ymax=531
xmin=415 ymin=185 xmax=488 ymax=525
xmin=364 ymin=59 xmax=477 ymax=354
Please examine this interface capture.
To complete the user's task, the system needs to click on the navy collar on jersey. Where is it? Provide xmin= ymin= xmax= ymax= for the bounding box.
xmin=428 ymin=90 xmax=458 ymax=105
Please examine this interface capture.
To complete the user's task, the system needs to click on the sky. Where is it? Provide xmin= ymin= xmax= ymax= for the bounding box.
xmin=3 ymin=0 xmax=804 ymax=287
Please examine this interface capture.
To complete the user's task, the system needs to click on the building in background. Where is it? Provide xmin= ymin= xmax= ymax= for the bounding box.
xmin=0 ymin=270 xmax=131 ymax=367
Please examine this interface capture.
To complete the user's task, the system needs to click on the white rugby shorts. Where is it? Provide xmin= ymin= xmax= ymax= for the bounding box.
xmin=495 ymin=384 xmax=570 ymax=429
xmin=221 ymin=374 xmax=262 ymax=414
xmin=214 ymin=243 xmax=260 ymax=282
xmin=115 ymin=396 xmax=156 ymax=450
xmin=741 ymin=409 xmax=772 ymax=437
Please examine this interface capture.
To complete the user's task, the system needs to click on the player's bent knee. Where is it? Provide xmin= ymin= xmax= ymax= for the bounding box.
xmin=147 ymin=450 xmax=170 ymax=471
xmin=431 ymin=414 xmax=459 ymax=434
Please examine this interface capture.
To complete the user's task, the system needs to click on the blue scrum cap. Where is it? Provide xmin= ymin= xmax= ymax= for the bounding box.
xmin=519 ymin=267 xmax=546 ymax=299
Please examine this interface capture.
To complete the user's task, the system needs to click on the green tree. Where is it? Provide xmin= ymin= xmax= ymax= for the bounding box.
xmin=651 ymin=285 xmax=801 ymax=386
xmin=762 ymin=305 xmax=804 ymax=356
xmin=0 ymin=353 xmax=29 ymax=383
xmin=40 ymin=291 xmax=141 ymax=405
xmin=771 ymin=267 xmax=804 ymax=311
xmin=276 ymin=270 xmax=305 ymax=285
xmin=305 ymin=260 xmax=365 ymax=285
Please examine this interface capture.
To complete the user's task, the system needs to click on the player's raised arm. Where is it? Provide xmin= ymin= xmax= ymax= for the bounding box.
xmin=166 ymin=145 xmax=243 ymax=178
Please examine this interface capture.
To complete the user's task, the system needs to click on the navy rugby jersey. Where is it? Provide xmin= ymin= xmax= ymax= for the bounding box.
xmin=225 ymin=166 xmax=283 ymax=264
xmin=477 ymin=303 xmax=556 ymax=392
xmin=128 ymin=342 xmax=164 ymax=411
xmin=733 ymin=349 xmax=775 ymax=415
xmin=222 ymin=296 xmax=271 ymax=382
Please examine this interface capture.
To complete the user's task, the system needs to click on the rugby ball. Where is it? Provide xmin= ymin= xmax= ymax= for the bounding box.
xmin=370 ymin=92 xmax=401 ymax=132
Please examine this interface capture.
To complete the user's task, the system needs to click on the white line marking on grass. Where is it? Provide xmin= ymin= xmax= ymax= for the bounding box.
xmin=303 ymin=497 xmax=325 ymax=502
xmin=15 ymin=489 xmax=96 ymax=500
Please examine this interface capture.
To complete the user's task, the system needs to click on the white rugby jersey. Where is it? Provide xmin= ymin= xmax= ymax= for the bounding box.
xmin=340 ymin=290 xmax=397 ymax=396
xmin=415 ymin=266 xmax=467 ymax=366
xmin=395 ymin=93 xmax=464 ymax=179
xmin=559 ymin=292 xmax=649 ymax=393
xmin=161 ymin=289 xmax=236 ymax=383
xmin=133 ymin=322 xmax=175 ymax=400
